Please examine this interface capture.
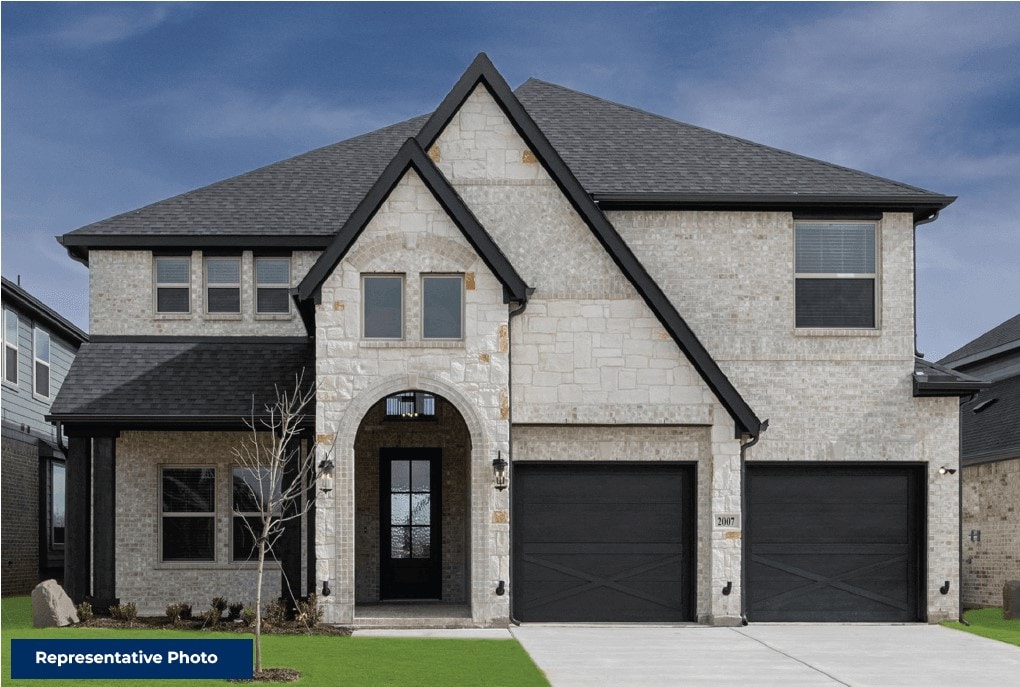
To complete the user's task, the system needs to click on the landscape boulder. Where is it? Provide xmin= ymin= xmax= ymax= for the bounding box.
xmin=31 ymin=580 xmax=79 ymax=628
xmin=1005 ymin=580 xmax=1020 ymax=620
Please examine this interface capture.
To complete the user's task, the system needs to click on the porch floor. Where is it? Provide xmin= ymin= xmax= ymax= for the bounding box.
xmin=353 ymin=602 xmax=474 ymax=629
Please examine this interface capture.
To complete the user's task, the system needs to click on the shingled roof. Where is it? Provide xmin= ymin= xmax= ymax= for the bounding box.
xmin=48 ymin=338 xmax=314 ymax=428
xmin=938 ymin=313 xmax=1020 ymax=367
xmin=959 ymin=374 xmax=1020 ymax=465
xmin=60 ymin=74 xmax=953 ymax=259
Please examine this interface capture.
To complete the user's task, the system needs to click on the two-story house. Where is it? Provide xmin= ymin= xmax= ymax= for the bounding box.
xmin=1 ymin=276 xmax=88 ymax=594
xmin=939 ymin=314 xmax=1020 ymax=608
xmin=49 ymin=55 xmax=982 ymax=626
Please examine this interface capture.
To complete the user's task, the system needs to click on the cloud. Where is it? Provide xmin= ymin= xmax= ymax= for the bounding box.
xmin=46 ymin=4 xmax=179 ymax=48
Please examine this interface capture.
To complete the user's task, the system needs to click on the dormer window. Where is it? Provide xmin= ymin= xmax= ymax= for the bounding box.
xmin=255 ymin=257 xmax=291 ymax=314
xmin=385 ymin=392 xmax=436 ymax=419
xmin=155 ymin=256 xmax=191 ymax=313
xmin=206 ymin=257 xmax=241 ymax=314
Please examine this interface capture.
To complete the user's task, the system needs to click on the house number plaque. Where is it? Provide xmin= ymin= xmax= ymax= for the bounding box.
xmin=714 ymin=513 xmax=741 ymax=529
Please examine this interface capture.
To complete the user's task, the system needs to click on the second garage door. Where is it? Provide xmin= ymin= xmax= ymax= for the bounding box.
xmin=512 ymin=463 xmax=694 ymax=622
xmin=746 ymin=464 xmax=924 ymax=622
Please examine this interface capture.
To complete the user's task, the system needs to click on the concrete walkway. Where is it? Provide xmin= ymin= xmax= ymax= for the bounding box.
xmin=511 ymin=624 xmax=1020 ymax=686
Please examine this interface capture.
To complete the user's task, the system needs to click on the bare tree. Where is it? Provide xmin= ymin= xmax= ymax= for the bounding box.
xmin=231 ymin=372 xmax=331 ymax=674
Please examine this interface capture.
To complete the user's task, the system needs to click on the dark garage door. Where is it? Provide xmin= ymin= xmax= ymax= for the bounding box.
xmin=747 ymin=464 xmax=923 ymax=622
xmin=513 ymin=463 xmax=694 ymax=622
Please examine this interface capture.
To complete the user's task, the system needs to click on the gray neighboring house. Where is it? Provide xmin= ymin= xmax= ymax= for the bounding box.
xmin=939 ymin=314 xmax=1020 ymax=608
xmin=1 ymin=276 xmax=88 ymax=594
xmin=49 ymin=54 xmax=983 ymax=626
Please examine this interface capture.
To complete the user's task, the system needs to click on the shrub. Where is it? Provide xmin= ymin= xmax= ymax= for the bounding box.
xmin=76 ymin=601 xmax=93 ymax=622
xmin=241 ymin=606 xmax=257 ymax=627
xmin=228 ymin=602 xmax=244 ymax=621
xmin=109 ymin=602 xmax=137 ymax=623
xmin=296 ymin=593 xmax=323 ymax=628
xmin=166 ymin=603 xmax=187 ymax=624
xmin=179 ymin=603 xmax=193 ymax=620
xmin=210 ymin=597 xmax=228 ymax=616
xmin=263 ymin=598 xmax=288 ymax=627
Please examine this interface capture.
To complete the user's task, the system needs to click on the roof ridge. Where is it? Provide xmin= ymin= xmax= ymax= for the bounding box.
xmin=519 ymin=78 xmax=947 ymax=199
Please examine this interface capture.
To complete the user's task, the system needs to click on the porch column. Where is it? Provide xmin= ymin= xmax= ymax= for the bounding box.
xmin=63 ymin=436 xmax=91 ymax=604
xmin=92 ymin=436 xmax=117 ymax=610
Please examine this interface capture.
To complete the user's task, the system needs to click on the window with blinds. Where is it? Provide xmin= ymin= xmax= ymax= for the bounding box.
xmin=255 ymin=257 xmax=291 ymax=314
xmin=161 ymin=467 xmax=215 ymax=561
xmin=206 ymin=257 xmax=241 ymax=313
xmin=155 ymin=256 xmax=191 ymax=313
xmin=795 ymin=222 xmax=877 ymax=328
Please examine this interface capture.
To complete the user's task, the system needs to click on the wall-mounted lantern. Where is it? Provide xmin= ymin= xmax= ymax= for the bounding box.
xmin=318 ymin=458 xmax=335 ymax=494
xmin=938 ymin=465 xmax=957 ymax=475
xmin=493 ymin=452 xmax=508 ymax=491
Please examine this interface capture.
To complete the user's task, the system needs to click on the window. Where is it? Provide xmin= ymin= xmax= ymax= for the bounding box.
xmin=155 ymin=256 xmax=191 ymax=313
xmin=33 ymin=328 xmax=50 ymax=399
xmin=255 ymin=257 xmax=290 ymax=314
xmin=3 ymin=309 xmax=17 ymax=385
xmin=385 ymin=391 xmax=437 ymax=419
xmin=49 ymin=461 xmax=66 ymax=549
xmin=422 ymin=275 xmax=464 ymax=339
xmin=363 ymin=275 xmax=403 ymax=339
xmin=795 ymin=222 xmax=877 ymax=328
xmin=232 ymin=467 xmax=281 ymax=562
xmin=161 ymin=467 xmax=215 ymax=561
xmin=206 ymin=257 xmax=241 ymax=313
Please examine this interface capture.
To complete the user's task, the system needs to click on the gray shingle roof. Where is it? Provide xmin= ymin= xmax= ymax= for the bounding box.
xmin=48 ymin=339 xmax=314 ymax=424
xmin=1 ymin=276 xmax=88 ymax=345
xmin=960 ymin=374 xmax=1020 ymax=464
xmin=62 ymin=78 xmax=951 ymax=243
xmin=938 ymin=314 xmax=1020 ymax=366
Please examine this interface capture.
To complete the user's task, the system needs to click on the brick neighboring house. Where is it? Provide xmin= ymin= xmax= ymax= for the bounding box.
xmin=939 ymin=314 xmax=1020 ymax=608
xmin=1 ymin=277 xmax=88 ymax=594
xmin=48 ymin=55 xmax=983 ymax=626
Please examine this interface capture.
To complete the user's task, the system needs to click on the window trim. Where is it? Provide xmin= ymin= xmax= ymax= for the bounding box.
xmin=254 ymin=255 xmax=292 ymax=315
xmin=154 ymin=255 xmax=192 ymax=315
xmin=159 ymin=465 xmax=216 ymax=563
xmin=421 ymin=273 xmax=465 ymax=341
xmin=32 ymin=327 xmax=50 ymax=400
xmin=230 ymin=466 xmax=282 ymax=563
xmin=48 ymin=459 xmax=66 ymax=551
xmin=204 ymin=255 xmax=242 ymax=315
xmin=3 ymin=308 xmax=18 ymax=387
xmin=362 ymin=274 xmax=405 ymax=340
xmin=793 ymin=220 xmax=880 ymax=330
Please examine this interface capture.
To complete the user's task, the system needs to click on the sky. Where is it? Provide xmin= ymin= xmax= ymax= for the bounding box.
xmin=2 ymin=2 xmax=1018 ymax=361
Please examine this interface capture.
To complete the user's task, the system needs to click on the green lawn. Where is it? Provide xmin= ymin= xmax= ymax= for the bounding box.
xmin=943 ymin=607 xmax=1020 ymax=647
xmin=2 ymin=597 xmax=549 ymax=686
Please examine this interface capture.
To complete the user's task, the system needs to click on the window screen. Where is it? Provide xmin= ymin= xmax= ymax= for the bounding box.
xmin=795 ymin=223 xmax=876 ymax=328
xmin=422 ymin=275 xmax=463 ymax=339
xmin=155 ymin=257 xmax=191 ymax=313
xmin=206 ymin=257 xmax=241 ymax=313
xmin=255 ymin=257 xmax=290 ymax=314
xmin=363 ymin=275 xmax=403 ymax=338
xmin=161 ymin=468 xmax=215 ymax=561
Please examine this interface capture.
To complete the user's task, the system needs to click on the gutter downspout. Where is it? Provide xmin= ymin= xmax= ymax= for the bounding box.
xmin=739 ymin=418 xmax=769 ymax=626
xmin=506 ymin=294 xmax=530 ymax=627
xmin=957 ymin=394 xmax=971 ymax=625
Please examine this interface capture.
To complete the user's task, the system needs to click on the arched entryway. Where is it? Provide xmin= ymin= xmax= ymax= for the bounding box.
xmin=354 ymin=390 xmax=471 ymax=608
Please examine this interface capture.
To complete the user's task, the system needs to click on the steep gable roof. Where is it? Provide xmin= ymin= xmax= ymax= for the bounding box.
xmin=298 ymin=137 xmax=529 ymax=303
xmin=938 ymin=313 xmax=1020 ymax=367
xmin=1 ymin=276 xmax=88 ymax=346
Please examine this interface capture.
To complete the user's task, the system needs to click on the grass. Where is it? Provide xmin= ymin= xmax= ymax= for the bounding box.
xmin=942 ymin=607 xmax=1020 ymax=647
xmin=2 ymin=597 xmax=550 ymax=686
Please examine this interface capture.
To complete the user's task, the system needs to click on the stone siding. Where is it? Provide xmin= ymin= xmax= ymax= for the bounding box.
xmin=1 ymin=434 xmax=39 ymax=595
xmin=962 ymin=458 xmax=1020 ymax=608
xmin=114 ymin=431 xmax=287 ymax=616
xmin=90 ymin=250 xmax=318 ymax=336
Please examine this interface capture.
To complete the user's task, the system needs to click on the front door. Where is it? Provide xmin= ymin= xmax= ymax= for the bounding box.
xmin=380 ymin=448 xmax=442 ymax=599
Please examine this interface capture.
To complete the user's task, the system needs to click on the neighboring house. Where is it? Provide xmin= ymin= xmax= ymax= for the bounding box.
xmin=939 ymin=314 xmax=1020 ymax=608
xmin=1 ymin=276 xmax=88 ymax=594
xmin=48 ymin=55 xmax=983 ymax=626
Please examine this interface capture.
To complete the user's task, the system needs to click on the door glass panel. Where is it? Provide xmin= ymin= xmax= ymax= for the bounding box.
xmin=391 ymin=494 xmax=410 ymax=525
xmin=412 ymin=527 xmax=431 ymax=558
xmin=390 ymin=461 xmax=410 ymax=492
xmin=411 ymin=493 xmax=430 ymax=525
xmin=390 ymin=527 xmax=410 ymax=559
xmin=411 ymin=461 xmax=430 ymax=492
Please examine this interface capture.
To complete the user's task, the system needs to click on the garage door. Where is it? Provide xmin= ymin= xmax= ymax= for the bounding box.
xmin=746 ymin=464 xmax=923 ymax=622
xmin=512 ymin=463 xmax=694 ymax=622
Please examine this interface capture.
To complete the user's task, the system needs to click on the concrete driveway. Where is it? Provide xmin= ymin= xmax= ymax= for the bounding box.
xmin=511 ymin=624 xmax=1020 ymax=686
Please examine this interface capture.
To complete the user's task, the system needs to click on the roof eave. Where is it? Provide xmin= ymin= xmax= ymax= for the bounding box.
xmin=1 ymin=277 xmax=89 ymax=345
xmin=593 ymin=193 xmax=956 ymax=219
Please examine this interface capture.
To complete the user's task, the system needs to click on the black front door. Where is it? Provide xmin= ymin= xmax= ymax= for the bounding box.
xmin=380 ymin=448 xmax=442 ymax=599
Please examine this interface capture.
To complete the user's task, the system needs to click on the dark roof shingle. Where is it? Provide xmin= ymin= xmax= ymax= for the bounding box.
xmin=938 ymin=314 xmax=1020 ymax=366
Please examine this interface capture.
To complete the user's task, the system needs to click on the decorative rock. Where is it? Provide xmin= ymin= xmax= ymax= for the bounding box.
xmin=1004 ymin=580 xmax=1020 ymax=620
xmin=31 ymin=579 xmax=79 ymax=628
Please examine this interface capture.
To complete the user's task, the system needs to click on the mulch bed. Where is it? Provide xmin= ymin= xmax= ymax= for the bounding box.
xmin=230 ymin=668 xmax=301 ymax=683
xmin=76 ymin=616 xmax=352 ymax=636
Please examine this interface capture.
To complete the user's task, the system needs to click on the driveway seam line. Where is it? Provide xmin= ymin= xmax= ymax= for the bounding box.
xmin=733 ymin=628 xmax=850 ymax=686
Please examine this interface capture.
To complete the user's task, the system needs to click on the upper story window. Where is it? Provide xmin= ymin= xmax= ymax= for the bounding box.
xmin=161 ymin=467 xmax=215 ymax=562
xmin=3 ymin=309 xmax=17 ymax=385
xmin=385 ymin=391 xmax=437 ymax=419
xmin=255 ymin=257 xmax=291 ymax=314
xmin=155 ymin=256 xmax=191 ymax=313
xmin=422 ymin=274 xmax=464 ymax=339
xmin=206 ymin=257 xmax=241 ymax=314
xmin=232 ymin=467 xmax=281 ymax=562
xmin=363 ymin=274 xmax=404 ymax=339
xmin=794 ymin=222 xmax=877 ymax=328
xmin=33 ymin=328 xmax=50 ymax=399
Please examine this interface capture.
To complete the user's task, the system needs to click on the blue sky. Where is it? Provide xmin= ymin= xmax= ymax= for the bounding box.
xmin=2 ymin=2 xmax=1018 ymax=360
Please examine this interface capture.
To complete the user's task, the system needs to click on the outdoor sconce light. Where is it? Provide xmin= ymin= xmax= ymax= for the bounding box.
xmin=938 ymin=466 xmax=957 ymax=475
xmin=318 ymin=458 xmax=335 ymax=494
xmin=496 ymin=580 xmax=506 ymax=596
xmin=492 ymin=452 xmax=508 ymax=491
xmin=321 ymin=580 xmax=331 ymax=597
